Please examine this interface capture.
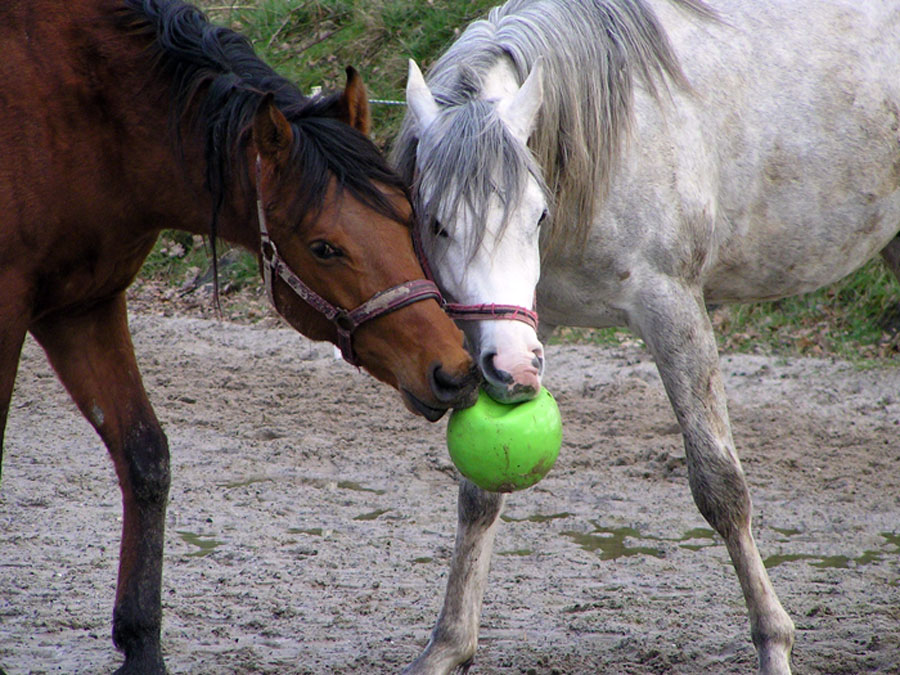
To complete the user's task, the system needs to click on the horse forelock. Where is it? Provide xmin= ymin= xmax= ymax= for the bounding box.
xmin=394 ymin=0 xmax=716 ymax=252
xmin=411 ymin=99 xmax=548 ymax=265
xmin=121 ymin=0 xmax=407 ymax=232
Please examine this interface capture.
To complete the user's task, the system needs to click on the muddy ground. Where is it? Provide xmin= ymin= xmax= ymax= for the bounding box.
xmin=1 ymin=307 xmax=898 ymax=674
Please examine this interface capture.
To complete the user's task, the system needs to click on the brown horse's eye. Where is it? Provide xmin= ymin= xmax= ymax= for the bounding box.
xmin=310 ymin=240 xmax=343 ymax=260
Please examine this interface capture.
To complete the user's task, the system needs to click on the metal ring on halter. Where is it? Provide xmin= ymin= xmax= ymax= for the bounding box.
xmin=255 ymin=155 xmax=445 ymax=366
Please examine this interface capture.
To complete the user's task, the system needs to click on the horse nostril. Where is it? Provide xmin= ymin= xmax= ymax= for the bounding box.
xmin=429 ymin=362 xmax=478 ymax=404
xmin=431 ymin=363 xmax=455 ymax=392
xmin=480 ymin=351 xmax=513 ymax=384
xmin=532 ymin=349 xmax=544 ymax=373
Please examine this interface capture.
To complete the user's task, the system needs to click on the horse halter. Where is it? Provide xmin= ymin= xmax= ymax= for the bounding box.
xmin=412 ymin=227 xmax=539 ymax=332
xmin=255 ymin=156 xmax=444 ymax=367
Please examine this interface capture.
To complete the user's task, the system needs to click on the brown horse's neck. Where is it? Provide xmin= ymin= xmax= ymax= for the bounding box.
xmin=182 ymin=144 xmax=261 ymax=254
xmin=80 ymin=5 xmax=263 ymax=253
xmin=129 ymin=94 xmax=261 ymax=252
xmin=0 ymin=2 xmax=255 ymax=319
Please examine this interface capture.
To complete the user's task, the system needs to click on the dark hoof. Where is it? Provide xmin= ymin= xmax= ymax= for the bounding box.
xmin=113 ymin=648 xmax=166 ymax=675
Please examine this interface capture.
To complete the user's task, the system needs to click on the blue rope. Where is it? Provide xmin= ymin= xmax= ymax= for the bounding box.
xmin=309 ymin=85 xmax=405 ymax=106
xmin=368 ymin=98 xmax=406 ymax=106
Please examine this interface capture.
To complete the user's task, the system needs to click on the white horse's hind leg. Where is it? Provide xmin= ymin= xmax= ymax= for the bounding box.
xmin=632 ymin=277 xmax=794 ymax=675
xmin=881 ymin=235 xmax=900 ymax=284
xmin=403 ymin=479 xmax=506 ymax=675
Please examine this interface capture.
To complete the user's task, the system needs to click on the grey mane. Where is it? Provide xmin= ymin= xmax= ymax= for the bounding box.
xmin=392 ymin=0 xmax=717 ymax=255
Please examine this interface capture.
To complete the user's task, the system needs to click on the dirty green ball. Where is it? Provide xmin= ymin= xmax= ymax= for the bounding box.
xmin=446 ymin=388 xmax=562 ymax=493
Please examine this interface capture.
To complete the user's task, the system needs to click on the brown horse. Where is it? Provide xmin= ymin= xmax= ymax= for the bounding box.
xmin=0 ymin=0 xmax=478 ymax=672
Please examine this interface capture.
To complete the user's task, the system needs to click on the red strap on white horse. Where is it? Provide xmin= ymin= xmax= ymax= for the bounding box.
xmin=255 ymin=155 xmax=444 ymax=366
xmin=442 ymin=301 xmax=539 ymax=331
xmin=411 ymin=224 xmax=539 ymax=330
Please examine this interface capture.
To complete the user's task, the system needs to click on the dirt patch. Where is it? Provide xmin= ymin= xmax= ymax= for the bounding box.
xmin=1 ymin=311 xmax=898 ymax=674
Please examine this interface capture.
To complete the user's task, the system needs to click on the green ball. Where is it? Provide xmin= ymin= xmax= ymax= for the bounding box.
xmin=446 ymin=388 xmax=562 ymax=493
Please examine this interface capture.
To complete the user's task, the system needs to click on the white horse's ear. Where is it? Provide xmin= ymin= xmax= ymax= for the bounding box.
xmin=498 ymin=58 xmax=544 ymax=141
xmin=406 ymin=59 xmax=439 ymax=129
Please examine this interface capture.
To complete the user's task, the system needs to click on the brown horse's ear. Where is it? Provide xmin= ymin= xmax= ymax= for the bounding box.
xmin=337 ymin=66 xmax=371 ymax=136
xmin=253 ymin=93 xmax=293 ymax=166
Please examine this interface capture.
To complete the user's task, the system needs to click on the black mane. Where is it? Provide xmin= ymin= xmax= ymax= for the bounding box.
xmin=120 ymin=0 xmax=408 ymax=229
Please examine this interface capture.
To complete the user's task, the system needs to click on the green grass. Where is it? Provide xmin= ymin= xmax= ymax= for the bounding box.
xmin=141 ymin=232 xmax=259 ymax=293
xmin=199 ymin=0 xmax=498 ymax=148
xmin=138 ymin=0 xmax=900 ymax=361
xmin=711 ymin=259 xmax=900 ymax=360
xmin=551 ymin=259 xmax=900 ymax=361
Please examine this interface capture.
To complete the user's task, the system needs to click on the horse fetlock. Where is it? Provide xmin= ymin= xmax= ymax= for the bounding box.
xmin=752 ymin=612 xmax=795 ymax=675
xmin=403 ymin=636 xmax=476 ymax=675
xmin=406 ymin=616 xmax=480 ymax=674
xmin=112 ymin=645 xmax=165 ymax=675
xmin=112 ymin=606 xmax=164 ymax=674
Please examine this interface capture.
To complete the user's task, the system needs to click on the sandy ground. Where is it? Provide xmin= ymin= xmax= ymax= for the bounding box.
xmin=1 ymin=311 xmax=898 ymax=674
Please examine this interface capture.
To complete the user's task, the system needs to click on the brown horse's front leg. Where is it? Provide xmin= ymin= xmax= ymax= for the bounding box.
xmin=31 ymin=294 xmax=169 ymax=675
xmin=0 ymin=272 xmax=31 ymax=478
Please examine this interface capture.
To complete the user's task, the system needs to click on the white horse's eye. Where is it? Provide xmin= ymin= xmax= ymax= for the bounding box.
xmin=433 ymin=220 xmax=450 ymax=238
xmin=538 ymin=210 xmax=548 ymax=227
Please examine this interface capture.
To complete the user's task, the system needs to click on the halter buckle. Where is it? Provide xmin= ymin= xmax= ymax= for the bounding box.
xmin=260 ymin=236 xmax=277 ymax=267
xmin=333 ymin=310 xmax=357 ymax=333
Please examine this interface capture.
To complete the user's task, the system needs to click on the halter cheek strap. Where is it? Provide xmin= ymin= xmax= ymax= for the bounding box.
xmin=411 ymin=224 xmax=539 ymax=331
xmin=255 ymin=155 xmax=444 ymax=366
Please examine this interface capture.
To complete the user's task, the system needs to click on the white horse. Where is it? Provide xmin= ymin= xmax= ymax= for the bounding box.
xmin=392 ymin=0 xmax=900 ymax=672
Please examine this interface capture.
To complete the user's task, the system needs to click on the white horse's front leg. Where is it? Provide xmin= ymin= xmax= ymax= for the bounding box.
xmin=404 ymin=479 xmax=506 ymax=675
xmin=632 ymin=277 xmax=794 ymax=674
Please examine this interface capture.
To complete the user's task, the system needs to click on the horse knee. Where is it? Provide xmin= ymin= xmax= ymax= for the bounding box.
xmin=686 ymin=446 xmax=751 ymax=539
xmin=458 ymin=479 xmax=504 ymax=529
xmin=121 ymin=422 xmax=170 ymax=506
